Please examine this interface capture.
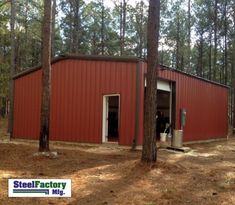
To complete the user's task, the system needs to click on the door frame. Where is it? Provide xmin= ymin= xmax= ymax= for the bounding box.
xmin=102 ymin=94 xmax=120 ymax=143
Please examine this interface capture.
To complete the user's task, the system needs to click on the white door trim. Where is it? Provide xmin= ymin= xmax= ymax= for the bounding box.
xmin=169 ymin=82 xmax=173 ymax=125
xmin=102 ymin=94 xmax=120 ymax=143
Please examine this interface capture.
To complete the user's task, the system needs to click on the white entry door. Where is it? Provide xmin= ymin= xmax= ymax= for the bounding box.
xmin=102 ymin=94 xmax=120 ymax=143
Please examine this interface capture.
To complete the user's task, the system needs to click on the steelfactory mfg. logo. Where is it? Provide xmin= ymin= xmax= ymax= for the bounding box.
xmin=8 ymin=179 xmax=71 ymax=197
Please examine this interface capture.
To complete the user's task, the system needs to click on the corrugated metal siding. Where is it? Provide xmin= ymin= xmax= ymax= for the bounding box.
xmin=50 ymin=59 xmax=136 ymax=145
xmin=13 ymin=70 xmax=42 ymax=139
xmin=13 ymin=57 xmax=228 ymax=145
xmin=139 ymin=65 xmax=228 ymax=143
xmin=13 ymin=59 xmax=136 ymax=145
xmin=159 ymin=68 xmax=228 ymax=141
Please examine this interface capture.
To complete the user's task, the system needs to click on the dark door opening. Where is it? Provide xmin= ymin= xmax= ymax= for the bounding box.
xmin=102 ymin=95 xmax=119 ymax=142
xmin=107 ymin=96 xmax=119 ymax=142
xmin=156 ymin=90 xmax=171 ymax=139
xmin=144 ymin=80 xmax=176 ymax=140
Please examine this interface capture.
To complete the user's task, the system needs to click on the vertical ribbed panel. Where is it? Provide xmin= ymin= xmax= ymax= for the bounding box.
xmin=13 ymin=58 xmax=228 ymax=145
xmin=50 ymin=59 xmax=137 ymax=145
xmin=13 ymin=70 xmax=42 ymax=139
xmin=158 ymin=68 xmax=228 ymax=142
xmin=139 ymin=64 xmax=228 ymax=143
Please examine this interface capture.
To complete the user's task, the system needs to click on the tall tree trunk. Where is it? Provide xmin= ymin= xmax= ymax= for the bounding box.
xmin=139 ymin=0 xmax=144 ymax=58
xmin=69 ymin=0 xmax=80 ymax=54
xmin=39 ymin=0 xmax=52 ymax=152
xmin=232 ymin=3 xmax=235 ymax=129
xmin=119 ymin=1 xmax=123 ymax=55
xmin=51 ymin=0 xmax=56 ymax=58
xmin=74 ymin=0 xmax=80 ymax=54
xmin=8 ymin=0 xmax=16 ymax=137
xmin=224 ymin=0 xmax=228 ymax=85
xmin=208 ymin=29 xmax=212 ymax=80
xmin=119 ymin=0 xmax=126 ymax=56
xmin=197 ymin=33 xmax=203 ymax=77
xmin=187 ymin=0 xmax=191 ymax=71
xmin=135 ymin=0 xmax=144 ymax=58
xmin=122 ymin=0 xmax=126 ymax=55
xmin=176 ymin=13 xmax=180 ymax=70
xmin=213 ymin=0 xmax=218 ymax=81
xmin=180 ymin=52 xmax=184 ymax=71
xmin=68 ymin=4 xmax=73 ymax=53
xmin=101 ymin=0 xmax=105 ymax=55
xmin=141 ymin=0 xmax=160 ymax=164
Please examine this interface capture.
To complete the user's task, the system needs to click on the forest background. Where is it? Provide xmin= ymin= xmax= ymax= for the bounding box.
xmin=0 ymin=0 xmax=234 ymax=122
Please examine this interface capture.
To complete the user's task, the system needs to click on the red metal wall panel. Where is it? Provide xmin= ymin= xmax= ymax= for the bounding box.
xmin=13 ymin=59 xmax=137 ymax=145
xmin=13 ymin=57 xmax=228 ymax=145
xmin=159 ymin=69 xmax=228 ymax=141
xmin=139 ymin=65 xmax=228 ymax=143
xmin=13 ymin=70 xmax=42 ymax=139
xmin=50 ymin=59 xmax=137 ymax=145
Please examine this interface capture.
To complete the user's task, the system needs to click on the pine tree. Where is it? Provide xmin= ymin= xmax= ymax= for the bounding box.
xmin=39 ymin=0 xmax=52 ymax=152
xmin=141 ymin=0 xmax=160 ymax=164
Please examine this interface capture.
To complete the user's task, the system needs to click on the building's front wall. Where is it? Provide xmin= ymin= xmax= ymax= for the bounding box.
xmin=13 ymin=59 xmax=137 ymax=145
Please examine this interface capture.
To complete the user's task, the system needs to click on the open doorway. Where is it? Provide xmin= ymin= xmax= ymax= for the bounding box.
xmin=145 ymin=79 xmax=175 ymax=140
xmin=102 ymin=95 xmax=120 ymax=143
xmin=156 ymin=90 xmax=171 ymax=139
xmin=156 ymin=81 xmax=176 ymax=140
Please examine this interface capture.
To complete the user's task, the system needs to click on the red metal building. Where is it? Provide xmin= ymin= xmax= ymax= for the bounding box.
xmin=12 ymin=55 xmax=228 ymax=145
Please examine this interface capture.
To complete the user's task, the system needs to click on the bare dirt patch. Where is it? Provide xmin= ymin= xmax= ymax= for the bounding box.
xmin=0 ymin=118 xmax=235 ymax=205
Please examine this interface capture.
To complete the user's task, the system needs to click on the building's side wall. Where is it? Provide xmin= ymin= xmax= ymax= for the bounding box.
xmin=160 ymin=69 xmax=228 ymax=141
xmin=138 ymin=65 xmax=228 ymax=143
xmin=13 ymin=70 xmax=42 ymax=139
xmin=13 ymin=59 xmax=137 ymax=145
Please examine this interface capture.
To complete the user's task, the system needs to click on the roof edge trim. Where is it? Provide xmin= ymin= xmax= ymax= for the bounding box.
xmin=13 ymin=54 xmax=141 ymax=79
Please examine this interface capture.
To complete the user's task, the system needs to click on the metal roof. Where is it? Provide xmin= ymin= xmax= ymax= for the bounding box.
xmin=13 ymin=54 xmax=229 ymax=89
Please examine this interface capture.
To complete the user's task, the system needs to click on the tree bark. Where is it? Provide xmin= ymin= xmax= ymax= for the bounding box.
xmin=119 ymin=1 xmax=123 ymax=55
xmin=232 ymin=3 xmax=235 ymax=128
xmin=197 ymin=33 xmax=203 ymax=77
xmin=101 ymin=0 xmax=105 ymax=55
xmin=187 ymin=0 xmax=191 ymax=71
xmin=141 ymin=0 xmax=160 ymax=164
xmin=74 ymin=0 xmax=80 ymax=54
xmin=68 ymin=2 xmax=73 ymax=53
xmin=8 ymin=0 xmax=16 ymax=137
xmin=139 ymin=1 xmax=144 ymax=58
xmin=223 ymin=0 xmax=228 ymax=85
xmin=213 ymin=0 xmax=218 ymax=81
xmin=176 ymin=13 xmax=180 ymax=70
xmin=122 ymin=0 xmax=126 ymax=55
xmin=208 ymin=29 xmax=212 ymax=80
xmin=119 ymin=0 xmax=127 ymax=56
xmin=51 ymin=0 xmax=56 ymax=58
xmin=39 ymin=0 xmax=52 ymax=152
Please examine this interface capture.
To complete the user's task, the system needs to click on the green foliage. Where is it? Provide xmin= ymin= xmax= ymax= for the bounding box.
xmin=0 ymin=0 xmax=235 ymax=101
xmin=0 ymin=1 xmax=10 ymax=98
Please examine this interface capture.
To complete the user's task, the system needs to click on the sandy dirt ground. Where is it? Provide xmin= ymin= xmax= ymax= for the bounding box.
xmin=0 ymin=118 xmax=235 ymax=205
